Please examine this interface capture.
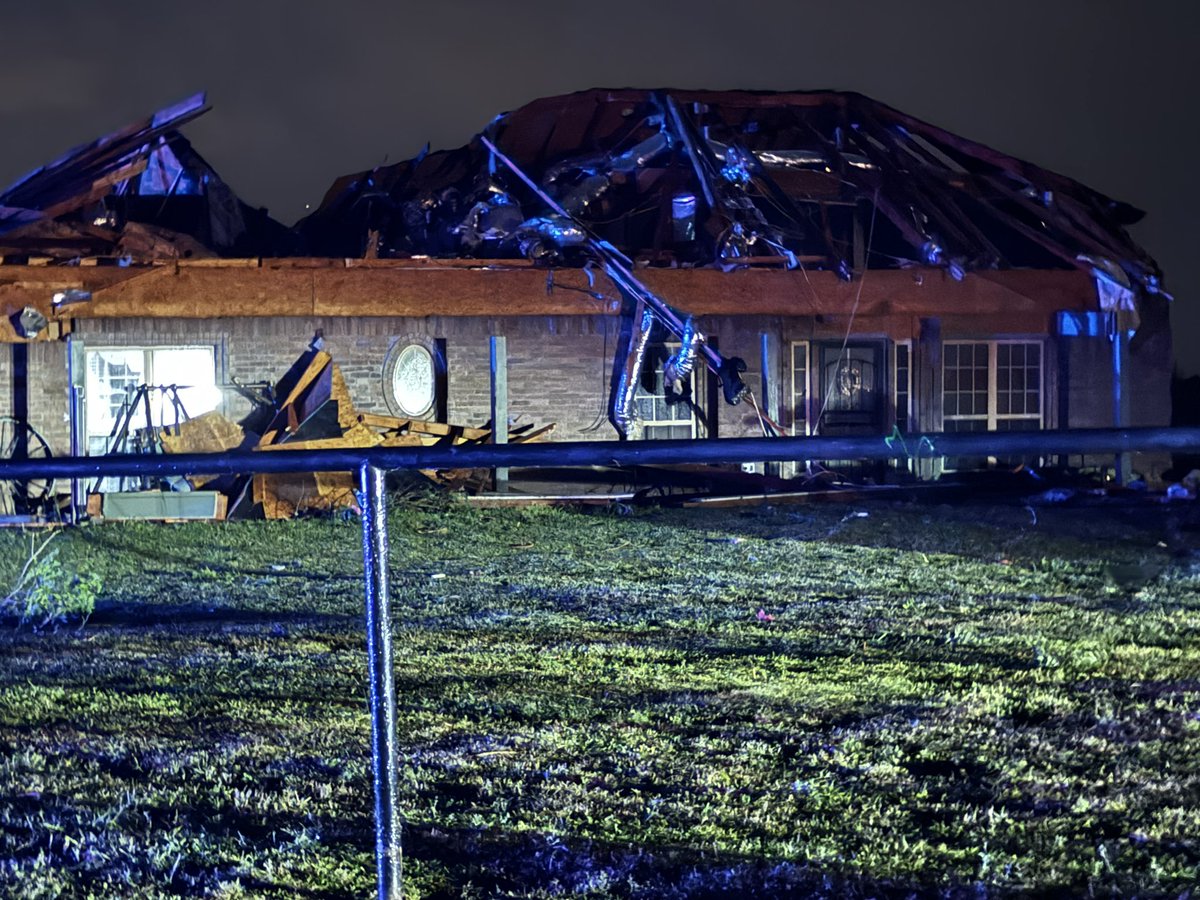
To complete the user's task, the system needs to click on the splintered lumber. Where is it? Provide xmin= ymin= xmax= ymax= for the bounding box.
xmin=511 ymin=423 xmax=555 ymax=443
xmin=251 ymin=472 xmax=357 ymax=520
xmin=254 ymin=349 xmax=365 ymax=518
xmin=247 ymin=347 xmax=559 ymax=517
xmin=419 ymin=423 xmax=557 ymax=491
xmin=356 ymin=413 xmax=491 ymax=442
xmin=256 ymin=421 xmax=382 ymax=452
xmin=158 ymin=410 xmax=246 ymax=487
xmin=354 ymin=414 xmax=554 ymax=445
xmin=260 ymin=350 xmax=358 ymax=446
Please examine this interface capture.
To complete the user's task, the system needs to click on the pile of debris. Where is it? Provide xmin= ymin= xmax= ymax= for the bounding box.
xmin=91 ymin=347 xmax=553 ymax=520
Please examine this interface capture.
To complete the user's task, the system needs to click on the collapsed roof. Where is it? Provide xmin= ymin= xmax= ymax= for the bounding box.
xmin=299 ymin=88 xmax=1163 ymax=298
xmin=0 ymin=86 xmax=1164 ymax=308
xmin=0 ymin=93 xmax=294 ymax=261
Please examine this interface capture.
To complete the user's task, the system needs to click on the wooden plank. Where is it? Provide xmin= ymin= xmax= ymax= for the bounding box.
xmin=278 ymin=351 xmax=332 ymax=412
xmin=177 ymin=258 xmax=261 ymax=268
xmin=509 ymin=423 xmax=556 ymax=443
xmin=468 ymin=493 xmax=636 ymax=508
xmin=0 ymin=261 xmax=1098 ymax=327
xmin=378 ymin=432 xmax=425 ymax=447
xmin=366 ymin=416 xmax=491 ymax=441
xmin=255 ymin=423 xmax=383 ymax=452
xmin=357 ymin=412 xmax=412 ymax=430
xmin=253 ymin=471 xmax=358 ymax=519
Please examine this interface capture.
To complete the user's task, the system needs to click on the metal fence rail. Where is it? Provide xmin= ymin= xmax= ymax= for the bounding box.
xmin=2 ymin=425 xmax=1199 ymax=482
xmin=2 ymin=424 xmax=1199 ymax=900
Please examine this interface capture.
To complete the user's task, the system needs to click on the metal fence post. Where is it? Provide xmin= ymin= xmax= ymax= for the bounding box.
xmin=359 ymin=462 xmax=403 ymax=900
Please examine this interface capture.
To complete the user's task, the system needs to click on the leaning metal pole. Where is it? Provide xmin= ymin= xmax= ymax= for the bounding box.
xmin=358 ymin=462 xmax=403 ymax=900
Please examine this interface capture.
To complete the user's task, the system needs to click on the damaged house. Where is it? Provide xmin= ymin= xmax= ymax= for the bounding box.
xmin=0 ymin=88 xmax=1173 ymax=509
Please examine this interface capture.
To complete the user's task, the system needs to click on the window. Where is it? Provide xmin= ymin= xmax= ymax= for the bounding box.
xmin=383 ymin=338 xmax=445 ymax=420
xmin=386 ymin=344 xmax=435 ymax=417
xmin=943 ymin=340 xmax=1043 ymax=469
xmin=894 ymin=341 xmax=911 ymax=433
xmin=84 ymin=346 xmax=219 ymax=455
xmin=943 ymin=340 xmax=1042 ymax=432
xmin=790 ymin=341 xmax=810 ymax=435
xmin=634 ymin=343 xmax=699 ymax=439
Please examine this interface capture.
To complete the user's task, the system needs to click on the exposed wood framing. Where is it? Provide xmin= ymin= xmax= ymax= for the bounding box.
xmin=0 ymin=261 xmax=1096 ymax=342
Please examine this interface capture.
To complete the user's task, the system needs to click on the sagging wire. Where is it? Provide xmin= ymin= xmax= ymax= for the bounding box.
xmin=744 ymin=389 xmax=789 ymax=438
xmin=579 ymin=199 xmax=662 ymax=225
xmin=812 ymin=187 xmax=881 ymax=432
xmin=748 ymin=389 xmax=770 ymax=438
xmin=582 ymin=315 xmax=617 ymax=433
xmin=544 ymin=269 xmax=607 ymax=302
xmin=541 ymin=268 xmax=616 ymax=433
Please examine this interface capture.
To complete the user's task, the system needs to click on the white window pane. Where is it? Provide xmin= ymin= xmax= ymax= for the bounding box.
xmin=84 ymin=346 xmax=217 ymax=454
xmin=151 ymin=348 xmax=219 ymax=424
xmin=85 ymin=350 xmax=146 ymax=439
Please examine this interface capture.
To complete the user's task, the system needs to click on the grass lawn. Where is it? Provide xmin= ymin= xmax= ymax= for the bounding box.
xmin=1 ymin=493 xmax=1198 ymax=898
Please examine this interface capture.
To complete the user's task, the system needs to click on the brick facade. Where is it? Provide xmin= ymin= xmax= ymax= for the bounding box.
xmin=2 ymin=306 xmax=1174 ymax=483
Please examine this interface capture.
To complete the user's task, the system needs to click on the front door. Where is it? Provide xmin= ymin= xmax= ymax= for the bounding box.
xmin=815 ymin=342 xmax=884 ymax=435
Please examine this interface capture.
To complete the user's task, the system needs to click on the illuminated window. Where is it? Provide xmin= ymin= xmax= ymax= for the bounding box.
xmin=84 ymin=346 xmax=219 ymax=455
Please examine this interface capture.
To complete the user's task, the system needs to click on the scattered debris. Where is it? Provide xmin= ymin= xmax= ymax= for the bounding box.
xmin=299 ymin=89 xmax=1161 ymax=298
xmin=100 ymin=344 xmax=558 ymax=519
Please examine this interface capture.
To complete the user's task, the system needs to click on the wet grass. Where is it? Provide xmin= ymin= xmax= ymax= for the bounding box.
xmin=0 ymin=495 xmax=1198 ymax=897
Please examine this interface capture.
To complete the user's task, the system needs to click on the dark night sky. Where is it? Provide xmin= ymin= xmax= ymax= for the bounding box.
xmin=3 ymin=1 xmax=1198 ymax=374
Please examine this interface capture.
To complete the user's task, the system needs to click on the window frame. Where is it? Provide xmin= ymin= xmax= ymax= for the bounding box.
xmin=893 ymin=340 xmax=912 ymax=433
xmin=384 ymin=342 xmax=436 ymax=418
xmin=82 ymin=345 xmax=219 ymax=456
xmin=633 ymin=341 xmax=701 ymax=440
xmin=790 ymin=340 xmax=811 ymax=436
xmin=942 ymin=339 xmax=1045 ymax=432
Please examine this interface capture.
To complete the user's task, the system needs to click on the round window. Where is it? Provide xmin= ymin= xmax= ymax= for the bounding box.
xmin=385 ymin=343 xmax=435 ymax=417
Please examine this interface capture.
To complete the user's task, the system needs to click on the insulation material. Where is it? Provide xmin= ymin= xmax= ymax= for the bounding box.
xmin=614 ymin=302 xmax=657 ymax=436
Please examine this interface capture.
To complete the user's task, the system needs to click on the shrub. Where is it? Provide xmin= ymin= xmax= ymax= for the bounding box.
xmin=1 ymin=533 xmax=101 ymax=629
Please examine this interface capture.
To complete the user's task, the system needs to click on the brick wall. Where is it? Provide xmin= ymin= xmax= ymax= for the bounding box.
xmin=2 ymin=341 xmax=70 ymax=452
xmin=2 ymin=308 xmax=1173 ymax=467
xmin=53 ymin=315 xmax=625 ymax=455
